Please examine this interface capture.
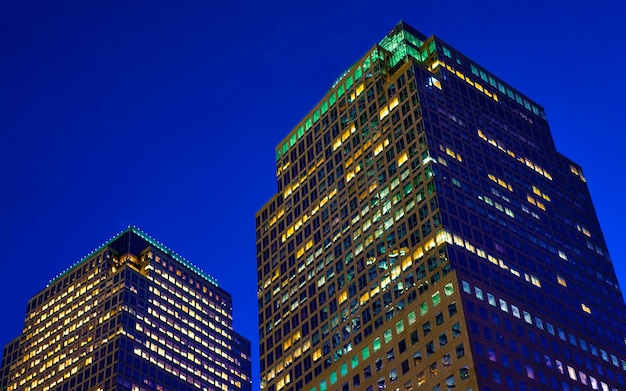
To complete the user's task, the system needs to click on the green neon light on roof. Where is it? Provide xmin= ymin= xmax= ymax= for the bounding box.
xmin=337 ymin=84 xmax=344 ymax=97
xmin=131 ymin=226 xmax=218 ymax=286
xmin=321 ymin=101 xmax=328 ymax=114
xmin=371 ymin=48 xmax=379 ymax=62
xmin=403 ymin=30 xmax=423 ymax=48
xmin=275 ymin=25 xmax=441 ymax=159
xmin=379 ymin=25 xmax=430 ymax=68
xmin=47 ymin=226 xmax=218 ymax=287
xmin=428 ymin=40 xmax=436 ymax=54
xmin=47 ymin=228 xmax=128 ymax=287
xmin=329 ymin=93 xmax=336 ymax=106
xmin=406 ymin=46 xmax=418 ymax=60
xmin=388 ymin=45 xmax=407 ymax=68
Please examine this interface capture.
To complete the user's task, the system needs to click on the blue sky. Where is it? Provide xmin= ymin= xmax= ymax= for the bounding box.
xmin=1 ymin=1 xmax=625 ymax=389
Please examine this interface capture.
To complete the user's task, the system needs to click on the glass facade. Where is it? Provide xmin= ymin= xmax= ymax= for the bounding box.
xmin=256 ymin=21 xmax=626 ymax=391
xmin=0 ymin=227 xmax=251 ymax=391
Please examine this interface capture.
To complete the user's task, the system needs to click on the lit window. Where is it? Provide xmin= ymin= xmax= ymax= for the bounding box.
xmin=351 ymin=355 xmax=358 ymax=369
xmin=474 ymin=287 xmax=483 ymax=300
xmin=384 ymin=329 xmax=392 ymax=343
xmin=431 ymin=292 xmax=441 ymax=306
xmin=373 ymin=337 xmax=381 ymax=351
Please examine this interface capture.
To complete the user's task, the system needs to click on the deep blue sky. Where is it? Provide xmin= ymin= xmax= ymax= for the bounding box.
xmin=1 ymin=1 xmax=625 ymax=389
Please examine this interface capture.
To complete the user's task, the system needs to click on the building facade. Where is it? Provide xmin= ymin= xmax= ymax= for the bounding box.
xmin=1 ymin=227 xmax=251 ymax=391
xmin=255 ymin=21 xmax=626 ymax=391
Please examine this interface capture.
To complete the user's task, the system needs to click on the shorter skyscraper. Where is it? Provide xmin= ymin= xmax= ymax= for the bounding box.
xmin=1 ymin=226 xmax=251 ymax=391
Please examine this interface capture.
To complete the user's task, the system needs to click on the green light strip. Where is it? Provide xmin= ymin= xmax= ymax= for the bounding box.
xmin=47 ymin=228 xmax=129 ymax=286
xmin=47 ymin=226 xmax=218 ymax=287
xmin=130 ymin=226 xmax=219 ymax=286
xmin=275 ymin=47 xmax=383 ymax=162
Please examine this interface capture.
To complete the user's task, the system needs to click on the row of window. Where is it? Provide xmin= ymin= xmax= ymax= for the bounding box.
xmin=462 ymin=279 xmax=625 ymax=390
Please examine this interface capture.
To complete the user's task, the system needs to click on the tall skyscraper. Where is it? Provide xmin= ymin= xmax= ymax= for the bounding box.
xmin=255 ymin=21 xmax=626 ymax=391
xmin=1 ymin=226 xmax=251 ymax=391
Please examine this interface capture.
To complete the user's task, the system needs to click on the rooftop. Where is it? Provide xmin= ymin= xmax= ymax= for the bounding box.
xmin=47 ymin=226 xmax=219 ymax=287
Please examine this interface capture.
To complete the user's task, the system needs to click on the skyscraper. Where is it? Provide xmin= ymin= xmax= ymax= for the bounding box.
xmin=1 ymin=226 xmax=251 ymax=391
xmin=255 ymin=21 xmax=626 ymax=391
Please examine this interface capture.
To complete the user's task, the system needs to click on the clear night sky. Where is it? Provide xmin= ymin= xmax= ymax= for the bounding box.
xmin=1 ymin=1 xmax=625 ymax=389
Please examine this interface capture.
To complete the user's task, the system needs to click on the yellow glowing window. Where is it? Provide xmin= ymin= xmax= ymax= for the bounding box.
xmin=338 ymin=291 xmax=348 ymax=305
xmin=379 ymin=107 xmax=389 ymax=120
xmin=333 ymin=139 xmax=342 ymax=151
xmin=581 ymin=304 xmax=591 ymax=314
xmin=557 ymin=276 xmax=567 ymax=287
xmin=359 ymin=292 xmax=370 ymax=305
xmin=389 ymin=97 xmax=399 ymax=110
xmin=397 ymin=152 xmax=408 ymax=167
xmin=341 ymin=129 xmax=350 ymax=142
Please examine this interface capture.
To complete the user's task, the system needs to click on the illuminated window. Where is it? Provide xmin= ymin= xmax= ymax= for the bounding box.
xmin=362 ymin=346 xmax=370 ymax=360
xmin=431 ymin=292 xmax=441 ymax=306
xmin=581 ymin=304 xmax=592 ymax=314
xmin=373 ymin=338 xmax=382 ymax=353
xmin=351 ymin=355 xmax=358 ymax=369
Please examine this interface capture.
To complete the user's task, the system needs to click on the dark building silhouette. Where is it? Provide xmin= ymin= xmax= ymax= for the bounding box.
xmin=1 ymin=226 xmax=251 ymax=391
xmin=255 ymin=21 xmax=626 ymax=391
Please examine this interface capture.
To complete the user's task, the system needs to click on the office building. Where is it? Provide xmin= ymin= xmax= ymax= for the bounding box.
xmin=255 ymin=21 xmax=626 ymax=391
xmin=1 ymin=226 xmax=251 ymax=391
